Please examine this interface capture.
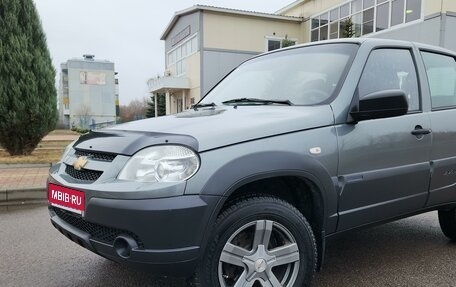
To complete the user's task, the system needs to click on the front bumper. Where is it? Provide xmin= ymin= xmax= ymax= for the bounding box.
xmin=49 ymin=190 xmax=221 ymax=277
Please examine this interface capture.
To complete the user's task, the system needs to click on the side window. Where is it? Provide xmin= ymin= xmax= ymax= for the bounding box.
xmin=358 ymin=49 xmax=420 ymax=111
xmin=421 ymin=52 xmax=456 ymax=109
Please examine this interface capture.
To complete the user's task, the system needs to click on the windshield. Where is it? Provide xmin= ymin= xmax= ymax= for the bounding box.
xmin=200 ymin=43 xmax=358 ymax=106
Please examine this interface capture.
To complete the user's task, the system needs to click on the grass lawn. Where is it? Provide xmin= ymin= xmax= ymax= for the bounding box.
xmin=0 ymin=148 xmax=66 ymax=164
xmin=0 ymin=130 xmax=79 ymax=164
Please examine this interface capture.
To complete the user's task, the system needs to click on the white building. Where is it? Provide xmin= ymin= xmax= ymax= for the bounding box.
xmin=147 ymin=5 xmax=301 ymax=116
xmin=59 ymin=55 xmax=119 ymax=129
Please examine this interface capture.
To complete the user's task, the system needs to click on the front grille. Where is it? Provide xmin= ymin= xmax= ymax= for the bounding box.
xmin=74 ymin=149 xmax=116 ymax=162
xmin=65 ymin=165 xmax=103 ymax=182
xmin=53 ymin=207 xmax=144 ymax=248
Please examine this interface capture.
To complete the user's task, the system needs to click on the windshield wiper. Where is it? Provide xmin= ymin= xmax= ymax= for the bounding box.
xmin=222 ymin=98 xmax=294 ymax=106
xmin=192 ymin=102 xmax=216 ymax=110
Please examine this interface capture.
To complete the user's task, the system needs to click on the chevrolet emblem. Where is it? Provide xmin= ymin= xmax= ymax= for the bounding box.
xmin=73 ymin=156 xmax=88 ymax=171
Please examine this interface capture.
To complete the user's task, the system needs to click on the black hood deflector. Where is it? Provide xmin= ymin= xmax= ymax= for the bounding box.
xmin=74 ymin=130 xmax=199 ymax=156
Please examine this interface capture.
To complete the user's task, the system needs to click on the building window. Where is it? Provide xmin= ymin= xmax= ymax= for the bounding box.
xmin=406 ymin=0 xmax=421 ymax=22
xmin=352 ymin=13 xmax=362 ymax=37
xmin=330 ymin=22 xmax=339 ymax=39
xmin=364 ymin=0 xmax=375 ymax=8
xmin=265 ymin=37 xmax=297 ymax=52
xmin=320 ymin=25 xmax=329 ymax=40
xmin=362 ymin=8 xmax=374 ymax=35
xmin=310 ymin=0 xmax=423 ymax=42
xmin=311 ymin=30 xmax=319 ymax=42
xmin=376 ymin=2 xmax=389 ymax=31
xmin=268 ymin=40 xmax=281 ymax=51
xmin=167 ymin=34 xmax=198 ymax=76
xmin=391 ymin=0 xmax=405 ymax=26
xmin=352 ymin=0 xmax=362 ymax=13
xmin=340 ymin=3 xmax=350 ymax=18
xmin=330 ymin=8 xmax=339 ymax=22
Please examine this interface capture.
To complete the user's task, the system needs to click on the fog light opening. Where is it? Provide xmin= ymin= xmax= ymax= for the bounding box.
xmin=114 ymin=235 xmax=138 ymax=259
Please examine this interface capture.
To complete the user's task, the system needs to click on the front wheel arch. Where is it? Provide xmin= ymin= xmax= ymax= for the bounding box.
xmin=196 ymin=151 xmax=336 ymax=272
xmin=216 ymin=173 xmax=327 ymax=271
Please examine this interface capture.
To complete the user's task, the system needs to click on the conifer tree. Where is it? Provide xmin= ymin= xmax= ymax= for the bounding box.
xmin=146 ymin=94 xmax=166 ymax=118
xmin=0 ymin=0 xmax=57 ymax=155
xmin=342 ymin=18 xmax=355 ymax=38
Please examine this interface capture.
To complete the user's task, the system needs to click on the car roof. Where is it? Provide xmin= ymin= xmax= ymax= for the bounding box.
xmin=271 ymin=38 xmax=456 ymax=57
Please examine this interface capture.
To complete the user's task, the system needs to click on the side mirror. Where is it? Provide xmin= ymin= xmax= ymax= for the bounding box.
xmin=350 ymin=89 xmax=408 ymax=122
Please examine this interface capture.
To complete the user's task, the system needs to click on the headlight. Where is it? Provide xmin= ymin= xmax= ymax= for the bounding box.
xmin=61 ymin=139 xmax=78 ymax=161
xmin=118 ymin=145 xmax=200 ymax=183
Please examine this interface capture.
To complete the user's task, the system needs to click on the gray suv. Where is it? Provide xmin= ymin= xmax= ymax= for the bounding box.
xmin=48 ymin=38 xmax=456 ymax=287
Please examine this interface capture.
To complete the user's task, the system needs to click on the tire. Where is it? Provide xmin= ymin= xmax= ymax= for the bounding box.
xmin=191 ymin=196 xmax=317 ymax=287
xmin=438 ymin=208 xmax=456 ymax=241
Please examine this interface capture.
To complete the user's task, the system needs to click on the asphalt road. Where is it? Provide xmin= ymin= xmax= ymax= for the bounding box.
xmin=1 ymin=205 xmax=456 ymax=287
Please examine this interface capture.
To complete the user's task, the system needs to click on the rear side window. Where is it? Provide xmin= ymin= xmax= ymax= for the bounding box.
xmin=358 ymin=49 xmax=420 ymax=111
xmin=421 ymin=52 xmax=456 ymax=109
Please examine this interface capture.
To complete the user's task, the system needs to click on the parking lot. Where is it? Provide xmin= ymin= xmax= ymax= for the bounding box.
xmin=1 ymin=205 xmax=456 ymax=287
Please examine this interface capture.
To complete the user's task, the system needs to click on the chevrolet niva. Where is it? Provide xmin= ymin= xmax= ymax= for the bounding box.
xmin=48 ymin=38 xmax=456 ymax=287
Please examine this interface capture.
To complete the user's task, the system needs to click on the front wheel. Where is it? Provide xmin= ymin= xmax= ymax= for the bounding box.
xmin=193 ymin=196 xmax=317 ymax=287
xmin=438 ymin=208 xmax=456 ymax=241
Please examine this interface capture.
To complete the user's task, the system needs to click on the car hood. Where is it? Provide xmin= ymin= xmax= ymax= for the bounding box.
xmin=74 ymin=105 xmax=334 ymax=155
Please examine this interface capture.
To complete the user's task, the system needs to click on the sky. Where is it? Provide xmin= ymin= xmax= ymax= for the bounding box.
xmin=33 ymin=0 xmax=294 ymax=105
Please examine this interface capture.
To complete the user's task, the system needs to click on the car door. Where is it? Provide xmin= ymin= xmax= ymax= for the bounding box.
xmin=336 ymin=47 xmax=432 ymax=231
xmin=420 ymin=51 xmax=456 ymax=206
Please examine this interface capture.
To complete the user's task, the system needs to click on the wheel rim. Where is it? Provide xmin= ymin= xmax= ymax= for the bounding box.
xmin=218 ymin=220 xmax=300 ymax=287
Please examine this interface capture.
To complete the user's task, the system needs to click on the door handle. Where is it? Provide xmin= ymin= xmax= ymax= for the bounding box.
xmin=411 ymin=127 xmax=432 ymax=136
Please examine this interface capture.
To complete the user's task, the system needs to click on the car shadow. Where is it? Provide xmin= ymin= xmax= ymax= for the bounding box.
xmin=314 ymin=212 xmax=456 ymax=286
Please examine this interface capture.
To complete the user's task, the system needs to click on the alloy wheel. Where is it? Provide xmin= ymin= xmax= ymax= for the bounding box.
xmin=218 ymin=220 xmax=300 ymax=287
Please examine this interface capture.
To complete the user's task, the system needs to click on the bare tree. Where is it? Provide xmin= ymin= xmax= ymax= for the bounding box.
xmin=119 ymin=98 xmax=148 ymax=123
xmin=76 ymin=104 xmax=91 ymax=129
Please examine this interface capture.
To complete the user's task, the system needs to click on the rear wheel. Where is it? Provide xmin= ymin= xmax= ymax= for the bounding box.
xmin=192 ymin=196 xmax=317 ymax=287
xmin=438 ymin=208 xmax=456 ymax=241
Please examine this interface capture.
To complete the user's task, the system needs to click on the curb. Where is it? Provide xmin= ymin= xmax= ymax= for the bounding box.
xmin=0 ymin=199 xmax=47 ymax=206
xmin=0 ymin=200 xmax=48 ymax=211
xmin=0 ymin=187 xmax=46 ymax=206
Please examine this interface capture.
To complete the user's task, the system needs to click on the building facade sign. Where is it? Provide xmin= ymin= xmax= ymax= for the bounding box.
xmin=171 ymin=25 xmax=191 ymax=47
